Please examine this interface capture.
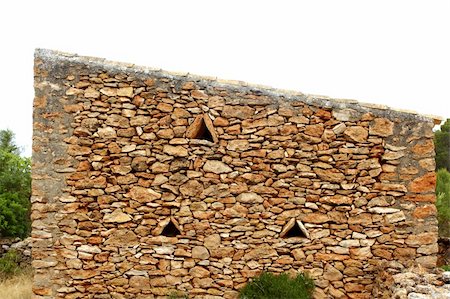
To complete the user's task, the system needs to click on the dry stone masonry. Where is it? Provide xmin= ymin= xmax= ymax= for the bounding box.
xmin=32 ymin=49 xmax=442 ymax=299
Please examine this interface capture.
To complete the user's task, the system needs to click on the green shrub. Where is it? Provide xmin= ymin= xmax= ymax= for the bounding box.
xmin=167 ymin=291 xmax=188 ymax=299
xmin=441 ymin=265 xmax=450 ymax=271
xmin=239 ymin=271 xmax=315 ymax=299
xmin=0 ymin=250 xmax=22 ymax=278
xmin=435 ymin=119 xmax=450 ymax=172
xmin=436 ymin=169 xmax=450 ymax=237
xmin=0 ymin=130 xmax=31 ymax=239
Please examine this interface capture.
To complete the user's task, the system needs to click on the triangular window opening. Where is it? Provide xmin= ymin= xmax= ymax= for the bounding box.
xmin=161 ymin=220 xmax=181 ymax=237
xmin=284 ymin=223 xmax=305 ymax=238
xmin=193 ymin=118 xmax=214 ymax=142
xmin=280 ymin=219 xmax=310 ymax=239
xmin=186 ymin=114 xmax=218 ymax=143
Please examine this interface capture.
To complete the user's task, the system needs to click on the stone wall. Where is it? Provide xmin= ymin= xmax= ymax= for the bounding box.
xmin=374 ymin=264 xmax=450 ymax=298
xmin=32 ymin=49 xmax=440 ymax=299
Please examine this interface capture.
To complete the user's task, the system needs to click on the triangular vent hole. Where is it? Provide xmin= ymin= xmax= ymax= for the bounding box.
xmin=280 ymin=218 xmax=310 ymax=239
xmin=155 ymin=217 xmax=181 ymax=237
xmin=186 ymin=114 xmax=218 ymax=143
xmin=195 ymin=118 xmax=214 ymax=142
xmin=161 ymin=220 xmax=181 ymax=237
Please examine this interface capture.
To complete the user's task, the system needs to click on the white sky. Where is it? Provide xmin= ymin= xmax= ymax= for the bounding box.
xmin=1 ymin=0 xmax=449 ymax=157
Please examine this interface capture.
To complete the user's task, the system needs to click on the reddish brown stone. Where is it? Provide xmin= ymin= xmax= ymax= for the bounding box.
xmin=408 ymin=172 xmax=436 ymax=193
xmin=304 ymin=124 xmax=324 ymax=137
xmin=213 ymin=117 xmax=229 ymax=127
xmin=412 ymin=204 xmax=437 ymax=219
xmin=412 ymin=139 xmax=434 ymax=157
xmin=301 ymin=213 xmax=330 ymax=224
xmin=314 ymin=168 xmax=345 ymax=183
xmin=404 ymin=194 xmax=436 ymax=202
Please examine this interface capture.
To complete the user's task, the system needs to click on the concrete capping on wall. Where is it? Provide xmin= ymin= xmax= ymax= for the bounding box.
xmin=35 ymin=49 xmax=443 ymax=126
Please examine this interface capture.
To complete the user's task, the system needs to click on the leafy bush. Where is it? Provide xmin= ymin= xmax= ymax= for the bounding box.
xmin=435 ymin=119 xmax=450 ymax=172
xmin=239 ymin=271 xmax=315 ymax=299
xmin=0 ymin=193 xmax=30 ymax=238
xmin=0 ymin=129 xmax=31 ymax=239
xmin=441 ymin=265 xmax=450 ymax=271
xmin=0 ymin=250 xmax=22 ymax=278
xmin=436 ymin=169 xmax=450 ymax=237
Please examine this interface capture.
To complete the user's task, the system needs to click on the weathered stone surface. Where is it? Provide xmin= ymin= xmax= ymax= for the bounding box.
xmin=163 ymin=145 xmax=188 ymax=157
xmin=304 ymin=124 xmax=324 ymax=137
xmin=192 ymin=246 xmax=210 ymax=259
xmin=412 ymin=139 xmax=434 ymax=157
xmin=180 ymin=180 xmax=203 ymax=197
xmin=129 ymin=276 xmax=150 ymax=290
xmin=129 ymin=186 xmax=161 ymax=202
xmin=227 ymin=140 xmax=250 ymax=151
xmin=130 ymin=115 xmax=150 ymax=126
xmin=332 ymin=109 xmax=361 ymax=122
xmin=117 ymin=87 xmax=133 ymax=97
xmin=243 ymin=245 xmax=278 ymax=260
xmin=385 ymin=211 xmax=406 ymax=223
xmin=314 ymin=168 xmax=345 ymax=183
xmin=97 ymin=127 xmax=117 ymax=139
xmin=409 ymin=172 xmax=436 ymax=193
xmin=78 ymin=245 xmax=101 ymax=254
xmin=191 ymin=90 xmax=208 ymax=100
xmin=84 ymin=87 xmax=100 ymax=98
xmin=104 ymin=230 xmax=138 ymax=246
xmin=323 ymin=264 xmax=343 ymax=281
xmin=406 ymin=232 xmax=438 ymax=246
xmin=222 ymin=106 xmax=254 ymax=119
xmin=204 ymin=234 xmax=221 ymax=250
xmin=344 ymin=126 xmax=368 ymax=142
xmin=301 ymin=213 xmax=330 ymax=224
xmin=369 ymin=118 xmax=394 ymax=136
xmin=106 ymin=114 xmax=129 ymax=128
xmin=236 ymin=192 xmax=264 ymax=204
xmin=203 ymin=160 xmax=232 ymax=174
xmin=103 ymin=209 xmax=132 ymax=223
xmin=189 ymin=266 xmax=210 ymax=278
xmin=412 ymin=205 xmax=436 ymax=219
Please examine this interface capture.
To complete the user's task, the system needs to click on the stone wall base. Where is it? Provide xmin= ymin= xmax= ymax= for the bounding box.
xmin=374 ymin=263 xmax=450 ymax=298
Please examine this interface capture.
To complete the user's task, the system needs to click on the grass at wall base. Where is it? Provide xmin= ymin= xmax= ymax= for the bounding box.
xmin=239 ymin=271 xmax=315 ymax=299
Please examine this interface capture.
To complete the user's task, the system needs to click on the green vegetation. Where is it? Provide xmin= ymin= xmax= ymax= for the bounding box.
xmin=0 ymin=250 xmax=23 ymax=278
xmin=435 ymin=119 xmax=450 ymax=237
xmin=0 ymin=130 xmax=31 ymax=239
xmin=441 ymin=265 xmax=450 ymax=271
xmin=436 ymin=169 xmax=450 ymax=237
xmin=239 ymin=272 xmax=315 ymax=299
xmin=167 ymin=291 xmax=188 ymax=299
xmin=435 ymin=119 xmax=450 ymax=172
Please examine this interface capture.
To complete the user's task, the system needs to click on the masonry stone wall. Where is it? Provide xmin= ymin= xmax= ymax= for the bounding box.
xmin=32 ymin=49 xmax=439 ymax=299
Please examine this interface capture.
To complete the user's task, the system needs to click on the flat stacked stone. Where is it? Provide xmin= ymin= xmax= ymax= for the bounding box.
xmin=32 ymin=49 xmax=440 ymax=299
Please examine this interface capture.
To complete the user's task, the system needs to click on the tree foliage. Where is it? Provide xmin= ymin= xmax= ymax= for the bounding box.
xmin=0 ymin=130 xmax=31 ymax=239
xmin=436 ymin=168 xmax=450 ymax=237
xmin=435 ymin=119 xmax=450 ymax=172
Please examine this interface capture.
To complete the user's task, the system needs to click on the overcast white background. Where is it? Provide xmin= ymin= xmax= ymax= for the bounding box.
xmin=1 ymin=0 xmax=449 ymax=157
